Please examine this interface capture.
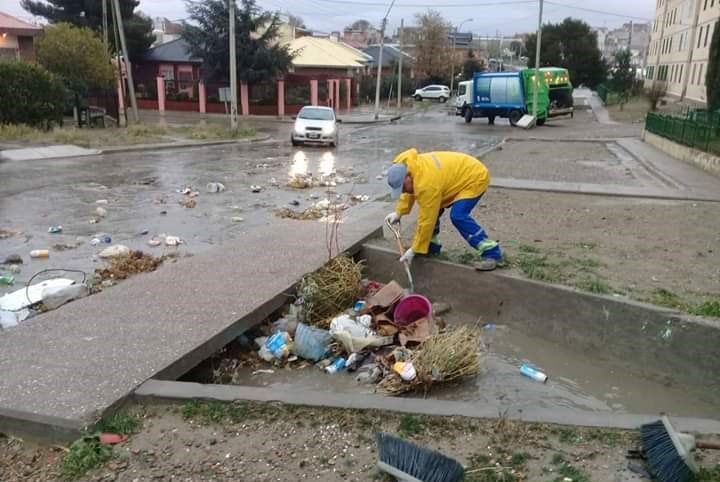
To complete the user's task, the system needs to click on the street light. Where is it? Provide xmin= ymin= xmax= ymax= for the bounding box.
xmin=532 ymin=0 xmax=544 ymax=121
xmin=450 ymin=18 xmax=472 ymax=97
xmin=373 ymin=0 xmax=397 ymax=120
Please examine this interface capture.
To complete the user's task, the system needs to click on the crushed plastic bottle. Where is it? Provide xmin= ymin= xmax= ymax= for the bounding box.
xmin=0 ymin=275 xmax=15 ymax=286
xmin=520 ymin=363 xmax=548 ymax=383
xmin=325 ymin=358 xmax=346 ymax=374
xmin=48 ymin=225 xmax=63 ymax=234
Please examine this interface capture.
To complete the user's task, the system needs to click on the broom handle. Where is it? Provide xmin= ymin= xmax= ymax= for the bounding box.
xmin=697 ymin=440 xmax=720 ymax=450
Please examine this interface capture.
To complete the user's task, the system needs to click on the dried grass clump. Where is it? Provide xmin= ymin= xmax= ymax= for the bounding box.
xmin=299 ymin=255 xmax=363 ymax=325
xmin=379 ymin=326 xmax=483 ymax=395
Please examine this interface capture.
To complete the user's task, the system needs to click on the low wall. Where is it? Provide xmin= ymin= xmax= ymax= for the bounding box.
xmin=642 ymin=130 xmax=720 ymax=178
xmin=361 ymin=245 xmax=720 ymax=398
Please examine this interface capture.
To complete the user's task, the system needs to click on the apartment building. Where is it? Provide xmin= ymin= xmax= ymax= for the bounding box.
xmin=645 ymin=0 xmax=720 ymax=105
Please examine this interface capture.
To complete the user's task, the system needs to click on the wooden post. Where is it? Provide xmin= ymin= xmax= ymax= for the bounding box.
xmin=346 ymin=78 xmax=352 ymax=111
xmin=156 ymin=76 xmax=165 ymax=112
xmin=327 ymin=79 xmax=334 ymax=107
xmin=310 ymin=79 xmax=318 ymax=106
xmin=198 ymin=80 xmax=207 ymax=113
xmin=277 ymin=80 xmax=285 ymax=117
xmin=335 ymin=80 xmax=341 ymax=111
xmin=240 ymin=82 xmax=249 ymax=116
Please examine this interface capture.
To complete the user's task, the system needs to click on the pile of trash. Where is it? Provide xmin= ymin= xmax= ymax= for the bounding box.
xmin=95 ymin=250 xmax=167 ymax=282
xmin=228 ymin=255 xmax=484 ymax=396
xmin=0 ymin=276 xmax=90 ymax=329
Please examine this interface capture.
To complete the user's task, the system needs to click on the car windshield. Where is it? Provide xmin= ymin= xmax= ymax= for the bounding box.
xmin=298 ymin=108 xmax=334 ymax=121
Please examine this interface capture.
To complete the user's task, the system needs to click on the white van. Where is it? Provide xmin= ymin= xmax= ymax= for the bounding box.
xmin=454 ymin=80 xmax=473 ymax=118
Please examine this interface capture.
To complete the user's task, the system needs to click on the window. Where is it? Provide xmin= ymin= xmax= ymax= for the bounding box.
xmin=705 ymin=0 xmax=709 ymax=10
xmin=679 ymin=65 xmax=683 ymax=83
xmin=475 ymin=77 xmax=491 ymax=102
xmin=698 ymin=26 xmax=704 ymax=48
xmin=458 ymin=84 xmax=467 ymax=96
xmin=705 ymin=24 xmax=711 ymax=47
xmin=692 ymin=63 xmax=697 ymax=84
xmin=489 ymin=77 xmax=508 ymax=104
xmin=698 ymin=64 xmax=704 ymax=85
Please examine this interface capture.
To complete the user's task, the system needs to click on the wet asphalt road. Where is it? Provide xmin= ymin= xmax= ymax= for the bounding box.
xmin=0 ymin=105 xmax=500 ymax=289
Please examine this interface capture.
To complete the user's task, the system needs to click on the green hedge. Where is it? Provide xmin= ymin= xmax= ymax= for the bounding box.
xmin=0 ymin=61 xmax=65 ymax=129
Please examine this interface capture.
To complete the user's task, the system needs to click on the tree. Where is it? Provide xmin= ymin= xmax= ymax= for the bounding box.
xmin=612 ymin=49 xmax=634 ymax=109
xmin=415 ymin=10 xmax=451 ymax=84
xmin=21 ymin=0 xmax=153 ymax=62
xmin=707 ymin=21 xmax=720 ymax=110
xmin=286 ymin=14 xmax=306 ymax=29
xmin=462 ymin=49 xmax=485 ymax=79
xmin=36 ymin=23 xmax=115 ymax=94
xmin=348 ymin=19 xmax=371 ymax=31
xmin=182 ymin=0 xmax=294 ymax=84
xmin=0 ymin=61 xmax=65 ymax=128
xmin=525 ymin=18 xmax=607 ymax=88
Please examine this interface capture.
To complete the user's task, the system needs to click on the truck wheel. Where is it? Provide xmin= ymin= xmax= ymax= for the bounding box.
xmin=415 ymin=95 xmax=422 ymax=101
xmin=509 ymin=109 xmax=523 ymax=126
xmin=464 ymin=108 xmax=473 ymax=123
xmin=488 ymin=115 xmax=495 ymax=125
xmin=536 ymin=118 xmax=546 ymax=126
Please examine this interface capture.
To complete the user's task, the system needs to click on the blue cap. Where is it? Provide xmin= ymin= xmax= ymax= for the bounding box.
xmin=387 ymin=163 xmax=407 ymax=199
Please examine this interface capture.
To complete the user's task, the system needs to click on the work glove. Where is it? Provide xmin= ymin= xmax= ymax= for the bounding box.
xmin=399 ymin=248 xmax=415 ymax=265
xmin=385 ymin=212 xmax=401 ymax=224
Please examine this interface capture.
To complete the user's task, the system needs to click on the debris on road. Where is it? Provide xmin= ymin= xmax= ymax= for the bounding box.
xmin=7 ymin=265 xmax=21 ymax=274
xmin=164 ymin=236 xmax=183 ymax=247
xmin=147 ymin=237 xmax=162 ymax=247
xmin=299 ymin=255 xmax=364 ymax=325
xmin=98 ymin=245 xmax=131 ymax=258
xmin=231 ymin=217 xmax=244 ymax=223
xmin=90 ymin=235 xmax=112 ymax=246
xmin=48 ymin=225 xmax=63 ymax=234
xmin=29 ymin=249 xmax=50 ymax=259
xmin=95 ymin=250 xmax=165 ymax=282
xmin=0 ymin=275 xmax=15 ymax=286
xmin=53 ymin=242 xmax=80 ymax=251
xmin=0 ymin=229 xmax=20 ymax=240
xmin=179 ymin=198 xmax=197 ymax=209
xmin=41 ymin=283 xmax=89 ymax=310
xmin=251 ymin=185 xmax=263 ymax=193
xmin=2 ymin=255 xmax=23 ymax=265
xmin=520 ymin=363 xmax=548 ymax=383
xmin=95 ymin=199 xmax=109 ymax=205
xmin=206 ymin=182 xmax=226 ymax=193
xmin=96 ymin=207 xmax=108 ymax=218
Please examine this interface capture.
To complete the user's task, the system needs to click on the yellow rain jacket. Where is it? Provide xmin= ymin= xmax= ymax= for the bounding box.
xmin=394 ymin=148 xmax=490 ymax=254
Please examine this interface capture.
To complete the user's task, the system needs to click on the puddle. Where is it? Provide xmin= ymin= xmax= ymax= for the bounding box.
xmin=180 ymin=307 xmax=720 ymax=419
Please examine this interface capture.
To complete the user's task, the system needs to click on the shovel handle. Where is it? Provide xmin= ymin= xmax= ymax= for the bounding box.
xmin=697 ymin=440 xmax=720 ymax=450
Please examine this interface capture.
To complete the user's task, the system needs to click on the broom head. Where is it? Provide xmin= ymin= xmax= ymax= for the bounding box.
xmin=376 ymin=432 xmax=464 ymax=482
xmin=641 ymin=416 xmax=699 ymax=482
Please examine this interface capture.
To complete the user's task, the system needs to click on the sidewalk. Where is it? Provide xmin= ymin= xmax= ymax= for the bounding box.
xmin=0 ymin=203 xmax=388 ymax=442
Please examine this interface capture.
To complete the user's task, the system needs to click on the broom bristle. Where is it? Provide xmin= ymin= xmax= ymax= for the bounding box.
xmin=376 ymin=433 xmax=464 ymax=482
xmin=641 ymin=419 xmax=694 ymax=482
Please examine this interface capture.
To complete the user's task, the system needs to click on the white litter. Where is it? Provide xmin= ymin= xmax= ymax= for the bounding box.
xmin=98 ymin=245 xmax=130 ymax=258
xmin=95 ymin=207 xmax=108 ymax=218
xmin=165 ymin=236 xmax=183 ymax=246
xmin=0 ymin=278 xmax=74 ymax=312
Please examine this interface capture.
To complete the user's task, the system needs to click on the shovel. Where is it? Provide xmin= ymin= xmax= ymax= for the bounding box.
xmin=385 ymin=219 xmax=414 ymax=293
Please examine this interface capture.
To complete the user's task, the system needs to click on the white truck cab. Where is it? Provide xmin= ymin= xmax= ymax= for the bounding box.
xmin=454 ymin=80 xmax=473 ymax=117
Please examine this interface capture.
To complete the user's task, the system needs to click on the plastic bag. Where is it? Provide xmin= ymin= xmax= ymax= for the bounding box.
xmin=293 ymin=323 xmax=332 ymax=361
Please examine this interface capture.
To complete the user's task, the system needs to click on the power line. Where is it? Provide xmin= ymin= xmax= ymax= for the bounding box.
xmin=545 ymin=1 xmax=652 ymax=21
xmin=311 ymin=0 xmax=537 ymax=7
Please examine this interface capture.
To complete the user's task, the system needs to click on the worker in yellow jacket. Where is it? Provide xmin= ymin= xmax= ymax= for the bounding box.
xmin=385 ymin=148 xmax=502 ymax=271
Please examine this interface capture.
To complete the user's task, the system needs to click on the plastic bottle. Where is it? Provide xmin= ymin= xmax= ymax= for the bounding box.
xmin=325 ymin=358 xmax=346 ymax=374
xmin=30 ymin=250 xmax=50 ymax=258
xmin=48 ymin=225 xmax=63 ymax=234
xmin=0 ymin=274 xmax=15 ymax=286
xmin=520 ymin=363 xmax=548 ymax=383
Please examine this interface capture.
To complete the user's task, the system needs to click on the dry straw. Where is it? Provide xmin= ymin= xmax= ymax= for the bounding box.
xmin=299 ymin=255 xmax=364 ymax=326
xmin=379 ymin=326 xmax=483 ymax=395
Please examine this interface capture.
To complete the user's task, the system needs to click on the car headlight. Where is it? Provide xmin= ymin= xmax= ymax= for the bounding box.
xmin=322 ymin=125 xmax=336 ymax=135
xmin=294 ymin=126 xmax=303 ymax=134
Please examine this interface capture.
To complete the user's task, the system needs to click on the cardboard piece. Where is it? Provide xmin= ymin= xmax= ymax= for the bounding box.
xmin=367 ymin=280 xmax=404 ymax=309
xmin=398 ymin=317 xmax=437 ymax=347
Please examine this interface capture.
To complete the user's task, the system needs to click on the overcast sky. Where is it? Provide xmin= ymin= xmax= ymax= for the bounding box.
xmin=4 ymin=0 xmax=655 ymax=37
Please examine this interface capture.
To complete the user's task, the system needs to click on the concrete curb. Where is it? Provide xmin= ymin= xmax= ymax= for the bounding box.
xmin=100 ymin=134 xmax=273 ymax=155
xmin=134 ymin=380 xmax=720 ymax=434
xmin=491 ymin=177 xmax=720 ymax=202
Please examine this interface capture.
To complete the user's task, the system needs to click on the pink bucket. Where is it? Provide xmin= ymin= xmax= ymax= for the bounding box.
xmin=393 ymin=294 xmax=432 ymax=326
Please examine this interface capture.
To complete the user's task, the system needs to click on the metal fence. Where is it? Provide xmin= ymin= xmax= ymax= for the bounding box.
xmin=645 ymin=111 xmax=720 ymax=156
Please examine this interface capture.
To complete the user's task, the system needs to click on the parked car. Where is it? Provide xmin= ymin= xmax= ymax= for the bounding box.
xmin=413 ymin=85 xmax=450 ymax=102
xmin=291 ymin=106 xmax=341 ymax=147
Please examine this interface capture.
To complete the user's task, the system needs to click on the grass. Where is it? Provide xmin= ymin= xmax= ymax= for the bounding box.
xmin=96 ymin=411 xmax=140 ymax=434
xmin=466 ymin=450 xmax=530 ymax=482
xmin=689 ymin=300 xmax=720 ymax=318
xmin=556 ymin=427 xmax=583 ymax=444
xmin=576 ymin=276 xmax=612 ymax=295
xmin=62 ymin=435 xmax=113 ymax=480
xmin=0 ymin=122 xmax=256 ymax=148
xmin=516 ymin=252 xmax=562 ymax=283
xmin=606 ymin=94 xmax=652 ymax=124
xmin=397 ymin=414 xmax=425 ymax=437
xmin=649 ymin=289 xmax=720 ymax=317
xmin=695 ymin=465 xmax=720 ymax=481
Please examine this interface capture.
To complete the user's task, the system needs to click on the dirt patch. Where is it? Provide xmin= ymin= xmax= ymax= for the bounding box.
xmin=389 ymin=189 xmax=720 ymax=312
xmin=2 ymin=402 xmax=719 ymax=482
xmin=95 ymin=251 xmax=166 ymax=282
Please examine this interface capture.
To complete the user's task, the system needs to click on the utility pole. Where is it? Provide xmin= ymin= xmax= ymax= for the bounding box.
xmin=397 ymin=18 xmax=403 ymax=110
xmin=532 ymin=0 xmax=544 ymax=120
xmin=102 ymin=0 xmax=108 ymax=49
xmin=374 ymin=0 xmax=397 ymax=120
xmin=229 ymin=0 xmax=238 ymax=129
xmin=111 ymin=0 xmax=139 ymax=122
xmin=450 ymin=18 xmax=472 ymax=98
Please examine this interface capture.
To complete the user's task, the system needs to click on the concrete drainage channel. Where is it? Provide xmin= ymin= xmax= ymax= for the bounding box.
xmin=134 ymin=244 xmax=720 ymax=434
